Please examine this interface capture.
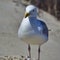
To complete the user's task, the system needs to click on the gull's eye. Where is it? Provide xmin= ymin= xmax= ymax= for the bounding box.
xmin=33 ymin=10 xmax=34 ymax=12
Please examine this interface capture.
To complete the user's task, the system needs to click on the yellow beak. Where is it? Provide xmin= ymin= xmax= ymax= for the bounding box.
xmin=25 ymin=12 xmax=30 ymax=18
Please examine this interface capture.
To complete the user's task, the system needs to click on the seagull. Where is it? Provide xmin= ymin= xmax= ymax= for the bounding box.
xmin=18 ymin=5 xmax=48 ymax=60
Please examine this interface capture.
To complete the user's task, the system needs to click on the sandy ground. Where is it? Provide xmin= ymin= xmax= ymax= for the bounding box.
xmin=0 ymin=0 xmax=60 ymax=60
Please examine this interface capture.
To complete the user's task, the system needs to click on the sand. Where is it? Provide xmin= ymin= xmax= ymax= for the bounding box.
xmin=0 ymin=0 xmax=60 ymax=60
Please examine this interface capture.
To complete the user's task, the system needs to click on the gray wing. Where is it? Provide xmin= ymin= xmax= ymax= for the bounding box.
xmin=37 ymin=20 xmax=48 ymax=37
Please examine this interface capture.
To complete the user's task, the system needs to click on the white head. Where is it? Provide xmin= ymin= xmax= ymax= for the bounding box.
xmin=25 ymin=5 xmax=37 ymax=18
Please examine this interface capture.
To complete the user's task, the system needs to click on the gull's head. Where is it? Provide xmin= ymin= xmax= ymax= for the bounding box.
xmin=25 ymin=5 xmax=37 ymax=18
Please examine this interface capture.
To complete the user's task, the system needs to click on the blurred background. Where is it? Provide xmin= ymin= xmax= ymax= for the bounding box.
xmin=0 ymin=0 xmax=60 ymax=60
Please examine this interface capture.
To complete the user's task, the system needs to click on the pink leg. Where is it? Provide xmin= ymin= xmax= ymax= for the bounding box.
xmin=38 ymin=45 xmax=40 ymax=60
xmin=28 ymin=44 xmax=31 ymax=58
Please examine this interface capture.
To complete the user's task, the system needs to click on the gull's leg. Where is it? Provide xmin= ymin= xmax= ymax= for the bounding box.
xmin=28 ymin=44 xmax=31 ymax=58
xmin=38 ymin=45 xmax=40 ymax=60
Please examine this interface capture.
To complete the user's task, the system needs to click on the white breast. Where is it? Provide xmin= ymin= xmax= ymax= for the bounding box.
xmin=18 ymin=18 xmax=48 ymax=45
